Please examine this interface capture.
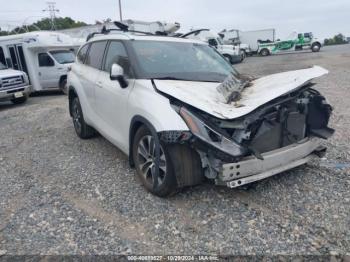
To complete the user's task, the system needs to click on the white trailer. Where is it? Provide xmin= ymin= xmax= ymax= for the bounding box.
xmin=220 ymin=29 xmax=276 ymax=54
xmin=182 ymin=29 xmax=244 ymax=63
xmin=0 ymin=31 xmax=79 ymax=93
xmin=123 ymin=19 xmax=180 ymax=35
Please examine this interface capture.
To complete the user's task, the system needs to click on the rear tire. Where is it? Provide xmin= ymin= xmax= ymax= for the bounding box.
xmin=11 ymin=96 xmax=27 ymax=104
xmin=133 ymin=125 xmax=178 ymax=197
xmin=71 ymin=97 xmax=96 ymax=139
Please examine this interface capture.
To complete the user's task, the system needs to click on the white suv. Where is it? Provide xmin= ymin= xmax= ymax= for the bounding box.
xmin=68 ymin=30 xmax=334 ymax=197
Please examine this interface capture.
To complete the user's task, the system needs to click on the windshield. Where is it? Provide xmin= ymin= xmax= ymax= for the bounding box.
xmin=131 ymin=41 xmax=236 ymax=82
xmin=0 ymin=62 xmax=7 ymax=70
xmin=49 ymin=50 xmax=75 ymax=64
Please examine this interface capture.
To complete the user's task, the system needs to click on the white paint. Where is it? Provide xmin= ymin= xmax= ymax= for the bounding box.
xmin=155 ymin=66 xmax=328 ymax=119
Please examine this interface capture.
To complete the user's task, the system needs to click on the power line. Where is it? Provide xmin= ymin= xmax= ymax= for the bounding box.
xmin=42 ymin=2 xmax=59 ymax=30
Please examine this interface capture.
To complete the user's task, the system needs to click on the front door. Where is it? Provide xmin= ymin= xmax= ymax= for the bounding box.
xmin=37 ymin=52 xmax=58 ymax=88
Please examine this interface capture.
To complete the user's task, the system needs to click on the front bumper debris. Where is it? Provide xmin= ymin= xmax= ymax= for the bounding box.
xmin=217 ymin=137 xmax=324 ymax=188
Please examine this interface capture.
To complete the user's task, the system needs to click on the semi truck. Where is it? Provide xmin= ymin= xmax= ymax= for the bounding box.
xmin=181 ymin=29 xmax=244 ymax=63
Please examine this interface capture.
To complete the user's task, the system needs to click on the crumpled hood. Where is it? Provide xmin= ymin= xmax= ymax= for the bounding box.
xmin=154 ymin=66 xmax=328 ymax=119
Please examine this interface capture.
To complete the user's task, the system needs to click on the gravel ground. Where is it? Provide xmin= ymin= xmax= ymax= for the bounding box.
xmin=0 ymin=45 xmax=349 ymax=256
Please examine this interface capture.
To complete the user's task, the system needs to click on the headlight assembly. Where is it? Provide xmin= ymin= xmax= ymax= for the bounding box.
xmin=179 ymin=107 xmax=246 ymax=157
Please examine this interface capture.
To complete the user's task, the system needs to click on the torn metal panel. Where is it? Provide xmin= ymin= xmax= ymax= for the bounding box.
xmin=154 ymin=66 xmax=328 ymax=120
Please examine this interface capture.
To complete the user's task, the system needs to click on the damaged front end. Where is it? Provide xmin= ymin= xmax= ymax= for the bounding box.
xmin=163 ymin=84 xmax=334 ymax=188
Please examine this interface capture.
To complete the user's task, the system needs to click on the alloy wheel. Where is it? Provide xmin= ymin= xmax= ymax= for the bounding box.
xmin=137 ymin=135 xmax=167 ymax=187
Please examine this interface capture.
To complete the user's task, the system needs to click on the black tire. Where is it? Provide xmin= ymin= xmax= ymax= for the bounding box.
xmin=60 ymin=78 xmax=68 ymax=95
xmin=11 ymin=96 xmax=27 ymax=104
xmin=260 ymin=48 xmax=270 ymax=56
xmin=71 ymin=97 xmax=96 ymax=139
xmin=311 ymin=43 xmax=321 ymax=52
xmin=223 ymin=54 xmax=233 ymax=64
xmin=241 ymin=50 xmax=247 ymax=61
xmin=132 ymin=125 xmax=179 ymax=197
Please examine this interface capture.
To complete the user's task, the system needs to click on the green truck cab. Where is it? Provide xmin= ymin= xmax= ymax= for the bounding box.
xmin=258 ymin=32 xmax=322 ymax=56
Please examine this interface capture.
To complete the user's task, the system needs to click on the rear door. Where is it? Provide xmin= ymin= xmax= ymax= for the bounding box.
xmin=94 ymin=41 xmax=134 ymax=151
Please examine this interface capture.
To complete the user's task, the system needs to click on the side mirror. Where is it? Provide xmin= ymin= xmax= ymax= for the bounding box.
xmin=110 ymin=63 xmax=128 ymax=88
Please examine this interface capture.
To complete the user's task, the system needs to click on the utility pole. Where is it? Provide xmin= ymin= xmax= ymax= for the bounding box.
xmin=118 ymin=0 xmax=123 ymax=22
xmin=42 ymin=2 xmax=59 ymax=30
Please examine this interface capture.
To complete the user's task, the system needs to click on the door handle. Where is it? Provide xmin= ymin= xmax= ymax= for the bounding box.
xmin=96 ymin=81 xmax=103 ymax=88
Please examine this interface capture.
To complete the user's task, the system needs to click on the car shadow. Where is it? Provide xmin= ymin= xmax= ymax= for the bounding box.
xmin=0 ymin=90 xmax=65 ymax=112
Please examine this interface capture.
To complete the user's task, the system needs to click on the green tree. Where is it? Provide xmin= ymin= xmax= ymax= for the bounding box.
xmin=324 ymin=33 xmax=347 ymax=46
xmin=2 ymin=17 xmax=88 ymax=35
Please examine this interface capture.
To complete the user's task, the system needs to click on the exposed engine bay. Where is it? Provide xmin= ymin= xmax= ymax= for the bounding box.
xmin=159 ymin=83 xmax=334 ymax=186
xmin=154 ymin=66 xmax=334 ymax=187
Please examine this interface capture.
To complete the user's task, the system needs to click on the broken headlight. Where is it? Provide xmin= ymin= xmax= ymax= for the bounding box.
xmin=179 ymin=107 xmax=246 ymax=157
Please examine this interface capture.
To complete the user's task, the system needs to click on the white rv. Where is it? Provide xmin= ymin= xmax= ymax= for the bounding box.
xmin=0 ymin=31 xmax=79 ymax=94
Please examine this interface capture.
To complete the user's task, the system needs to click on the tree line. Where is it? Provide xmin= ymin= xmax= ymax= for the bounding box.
xmin=0 ymin=17 xmax=87 ymax=36
xmin=324 ymin=33 xmax=349 ymax=46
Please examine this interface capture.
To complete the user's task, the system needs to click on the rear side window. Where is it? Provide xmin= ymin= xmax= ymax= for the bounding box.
xmin=38 ymin=53 xmax=54 ymax=67
xmin=103 ymin=41 xmax=131 ymax=76
xmin=85 ymin=41 xmax=107 ymax=70
xmin=77 ymin=44 xmax=89 ymax=64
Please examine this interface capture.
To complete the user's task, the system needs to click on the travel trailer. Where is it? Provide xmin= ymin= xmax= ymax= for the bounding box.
xmin=0 ymin=31 xmax=80 ymax=94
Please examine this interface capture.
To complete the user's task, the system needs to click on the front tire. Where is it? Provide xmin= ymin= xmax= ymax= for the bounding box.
xmin=132 ymin=126 xmax=178 ymax=197
xmin=223 ymin=54 xmax=234 ymax=64
xmin=71 ymin=97 xmax=96 ymax=139
xmin=311 ymin=43 xmax=321 ymax=52
xmin=260 ymin=48 xmax=270 ymax=56
xmin=60 ymin=78 xmax=68 ymax=95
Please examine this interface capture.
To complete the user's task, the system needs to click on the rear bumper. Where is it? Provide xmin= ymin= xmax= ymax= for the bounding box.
xmin=217 ymin=137 xmax=324 ymax=188
xmin=0 ymin=85 xmax=31 ymax=101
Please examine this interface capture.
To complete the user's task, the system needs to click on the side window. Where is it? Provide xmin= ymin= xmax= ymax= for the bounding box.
xmin=0 ymin=47 xmax=6 ymax=66
xmin=77 ymin=44 xmax=89 ymax=64
xmin=103 ymin=41 xmax=131 ymax=76
xmin=38 ymin=53 xmax=54 ymax=67
xmin=85 ymin=41 xmax=107 ymax=70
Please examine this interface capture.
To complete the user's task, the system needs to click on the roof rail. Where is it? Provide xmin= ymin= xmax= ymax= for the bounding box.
xmin=180 ymin=29 xmax=210 ymax=38
xmin=86 ymin=21 xmax=171 ymax=41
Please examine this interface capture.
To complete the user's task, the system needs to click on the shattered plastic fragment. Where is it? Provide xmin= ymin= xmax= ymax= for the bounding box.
xmin=217 ymin=71 xmax=251 ymax=104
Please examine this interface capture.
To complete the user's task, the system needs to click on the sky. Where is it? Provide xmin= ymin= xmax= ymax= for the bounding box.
xmin=0 ymin=0 xmax=349 ymax=40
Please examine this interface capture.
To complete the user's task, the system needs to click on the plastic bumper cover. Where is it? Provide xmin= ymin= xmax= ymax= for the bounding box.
xmin=217 ymin=137 xmax=324 ymax=188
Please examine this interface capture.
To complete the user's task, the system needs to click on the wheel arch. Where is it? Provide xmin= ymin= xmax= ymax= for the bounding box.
xmin=129 ymin=115 xmax=159 ymax=167
xmin=68 ymin=86 xmax=78 ymax=117
xmin=59 ymin=75 xmax=67 ymax=88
